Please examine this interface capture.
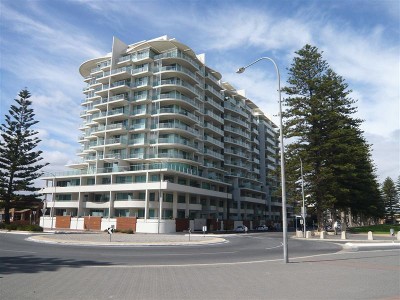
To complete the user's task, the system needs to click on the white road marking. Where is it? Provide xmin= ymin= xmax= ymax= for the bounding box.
xmin=0 ymin=248 xmax=37 ymax=254
xmin=86 ymin=249 xmax=399 ymax=269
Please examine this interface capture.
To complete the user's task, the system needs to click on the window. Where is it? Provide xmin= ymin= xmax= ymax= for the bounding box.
xmin=149 ymin=193 xmax=155 ymax=201
xmin=178 ymin=195 xmax=186 ymax=203
xmin=134 ymin=175 xmax=146 ymax=183
xmin=165 ymin=193 xmax=173 ymax=203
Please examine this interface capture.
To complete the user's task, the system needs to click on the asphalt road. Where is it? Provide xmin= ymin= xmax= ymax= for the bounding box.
xmin=1 ymin=232 xmax=399 ymax=300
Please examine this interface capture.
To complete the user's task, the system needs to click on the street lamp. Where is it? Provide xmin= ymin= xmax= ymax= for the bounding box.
xmin=300 ymin=157 xmax=306 ymax=238
xmin=44 ymin=172 xmax=57 ymax=230
xmin=237 ymin=57 xmax=288 ymax=263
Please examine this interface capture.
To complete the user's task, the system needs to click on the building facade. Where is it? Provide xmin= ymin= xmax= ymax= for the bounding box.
xmin=41 ymin=36 xmax=282 ymax=231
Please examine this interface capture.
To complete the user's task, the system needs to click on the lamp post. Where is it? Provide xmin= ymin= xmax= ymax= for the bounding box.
xmin=237 ymin=57 xmax=288 ymax=263
xmin=44 ymin=172 xmax=57 ymax=230
xmin=300 ymin=157 xmax=306 ymax=238
xmin=50 ymin=173 xmax=56 ymax=230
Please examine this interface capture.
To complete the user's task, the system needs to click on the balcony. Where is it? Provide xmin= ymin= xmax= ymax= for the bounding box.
xmin=154 ymin=91 xmax=199 ymax=110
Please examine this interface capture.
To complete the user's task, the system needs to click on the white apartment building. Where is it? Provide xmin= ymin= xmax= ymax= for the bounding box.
xmin=41 ymin=36 xmax=282 ymax=232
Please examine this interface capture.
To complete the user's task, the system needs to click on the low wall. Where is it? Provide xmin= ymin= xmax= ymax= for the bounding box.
xmin=116 ymin=217 xmax=137 ymax=231
xmin=136 ymin=219 xmax=176 ymax=233
xmin=55 ymin=216 xmax=71 ymax=229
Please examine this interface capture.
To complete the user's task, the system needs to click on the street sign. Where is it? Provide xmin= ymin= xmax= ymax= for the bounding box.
xmin=41 ymin=208 xmax=47 ymax=215
xmin=107 ymin=227 xmax=114 ymax=234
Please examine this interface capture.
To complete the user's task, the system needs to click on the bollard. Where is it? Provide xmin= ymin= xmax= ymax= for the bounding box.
xmin=320 ymin=231 xmax=326 ymax=239
xmin=306 ymin=231 xmax=312 ymax=239
xmin=367 ymin=231 xmax=374 ymax=240
xmin=341 ymin=230 xmax=347 ymax=240
xmin=397 ymin=231 xmax=400 ymax=241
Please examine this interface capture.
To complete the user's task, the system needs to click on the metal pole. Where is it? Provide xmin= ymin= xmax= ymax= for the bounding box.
xmin=50 ymin=173 xmax=56 ymax=230
xmin=237 ymin=57 xmax=288 ymax=263
xmin=300 ymin=158 xmax=306 ymax=238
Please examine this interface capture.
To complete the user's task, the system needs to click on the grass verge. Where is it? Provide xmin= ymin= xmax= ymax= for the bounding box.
xmin=348 ymin=224 xmax=400 ymax=234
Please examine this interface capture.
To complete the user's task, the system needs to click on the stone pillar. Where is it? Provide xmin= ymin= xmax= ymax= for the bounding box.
xmin=320 ymin=231 xmax=326 ymax=239
xmin=306 ymin=231 xmax=312 ymax=239
xmin=368 ymin=231 xmax=374 ymax=240
xmin=341 ymin=231 xmax=348 ymax=240
xmin=397 ymin=231 xmax=400 ymax=241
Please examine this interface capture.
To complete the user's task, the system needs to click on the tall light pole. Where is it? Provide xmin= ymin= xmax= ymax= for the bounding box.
xmin=45 ymin=172 xmax=57 ymax=230
xmin=237 ymin=57 xmax=288 ymax=263
xmin=300 ymin=157 xmax=306 ymax=238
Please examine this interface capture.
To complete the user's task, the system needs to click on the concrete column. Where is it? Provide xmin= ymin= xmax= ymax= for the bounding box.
xmin=206 ymin=198 xmax=210 ymax=219
xmin=172 ymin=191 xmax=178 ymax=219
xmin=185 ymin=193 xmax=190 ymax=218
xmin=306 ymin=231 xmax=312 ymax=238
xmin=368 ymin=231 xmax=374 ymax=240
xmin=397 ymin=231 xmax=400 ymax=241
xmin=341 ymin=231 xmax=348 ymax=240
xmin=223 ymin=195 xmax=228 ymax=219
xmin=320 ymin=231 xmax=326 ymax=239
xmin=144 ymin=189 xmax=149 ymax=220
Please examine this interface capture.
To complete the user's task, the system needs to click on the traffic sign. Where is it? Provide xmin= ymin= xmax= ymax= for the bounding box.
xmin=107 ymin=227 xmax=114 ymax=234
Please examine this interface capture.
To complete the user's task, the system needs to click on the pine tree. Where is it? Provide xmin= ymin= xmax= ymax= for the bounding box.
xmin=0 ymin=89 xmax=48 ymax=224
xmin=282 ymin=45 xmax=382 ymax=229
xmin=382 ymin=177 xmax=399 ymax=224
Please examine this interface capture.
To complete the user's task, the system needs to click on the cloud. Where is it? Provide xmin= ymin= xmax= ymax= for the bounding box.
xmin=366 ymin=130 xmax=400 ymax=182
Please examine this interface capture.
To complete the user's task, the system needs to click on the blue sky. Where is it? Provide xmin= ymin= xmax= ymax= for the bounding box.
xmin=0 ymin=0 xmax=399 ymax=182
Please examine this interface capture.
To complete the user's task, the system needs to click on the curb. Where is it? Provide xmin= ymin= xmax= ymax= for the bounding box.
xmin=26 ymin=234 xmax=227 ymax=247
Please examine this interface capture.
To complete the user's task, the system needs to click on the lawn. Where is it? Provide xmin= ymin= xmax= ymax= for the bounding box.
xmin=348 ymin=224 xmax=400 ymax=234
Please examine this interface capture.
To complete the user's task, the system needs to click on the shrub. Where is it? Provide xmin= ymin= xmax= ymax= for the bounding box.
xmin=0 ymin=223 xmax=43 ymax=232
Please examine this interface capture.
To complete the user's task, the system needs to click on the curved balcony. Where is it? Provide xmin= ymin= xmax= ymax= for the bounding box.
xmin=154 ymin=91 xmax=199 ymax=110
xmin=155 ymin=122 xmax=199 ymax=138
xmin=110 ymin=66 xmax=132 ymax=81
xmin=203 ymin=122 xmax=224 ymax=136
xmin=224 ymin=102 xmax=249 ymax=119
xmin=93 ymin=94 xmax=129 ymax=109
xmin=224 ymin=126 xmax=250 ymax=139
xmin=204 ymin=97 xmax=224 ymax=112
xmin=154 ymin=107 xmax=199 ymax=124
xmin=203 ymin=148 xmax=224 ymax=160
xmin=154 ymin=50 xmax=200 ymax=72
xmin=224 ymin=137 xmax=250 ymax=150
xmin=154 ymin=65 xmax=198 ymax=85
xmin=151 ymin=136 xmax=197 ymax=151
xmin=154 ymin=78 xmax=199 ymax=98
xmin=204 ymin=135 xmax=224 ymax=148
xmin=131 ymin=65 xmax=151 ymax=77
xmin=131 ymin=78 xmax=151 ymax=92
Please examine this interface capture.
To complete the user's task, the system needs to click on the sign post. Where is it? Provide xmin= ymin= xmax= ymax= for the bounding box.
xmin=107 ymin=226 xmax=114 ymax=242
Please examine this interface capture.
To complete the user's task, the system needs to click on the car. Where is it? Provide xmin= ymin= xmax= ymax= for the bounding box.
xmin=234 ymin=225 xmax=248 ymax=232
xmin=256 ymin=225 xmax=269 ymax=231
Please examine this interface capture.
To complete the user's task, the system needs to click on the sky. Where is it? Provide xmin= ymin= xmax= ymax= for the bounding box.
xmin=0 ymin=0 xmax=399 ymax=183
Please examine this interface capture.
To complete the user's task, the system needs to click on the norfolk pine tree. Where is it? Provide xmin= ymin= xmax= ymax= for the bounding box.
xmin=282 ymin=45 xmax=382 ymax=229
xmin=382 ymin=177 xmax=399 ymax=224
xmin=0 ymin=89 xmax=48 ymax=224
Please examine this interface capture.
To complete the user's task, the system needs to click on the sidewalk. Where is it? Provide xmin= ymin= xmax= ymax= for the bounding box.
xmin=292 ymin=231 xmax=400 ymax=250
xmin=293 ymin=231 xmax=400 ymax=242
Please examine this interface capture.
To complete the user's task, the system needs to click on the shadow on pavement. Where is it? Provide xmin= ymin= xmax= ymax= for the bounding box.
xmin=0 ymin=255 xmax=113 ymax=275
